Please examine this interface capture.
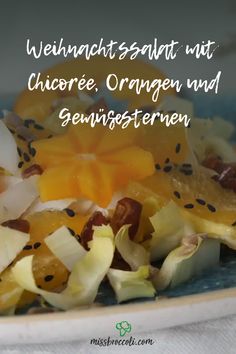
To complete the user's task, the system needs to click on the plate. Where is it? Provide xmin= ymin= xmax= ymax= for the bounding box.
xmin=0 ymin=94 xmax=236 ymax=345
xmin=0 ymin=288 xmax=236 ymax=345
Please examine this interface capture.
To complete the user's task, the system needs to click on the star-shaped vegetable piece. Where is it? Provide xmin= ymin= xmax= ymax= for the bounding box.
xmin=32 ymin=125 xmax=155 ymax=207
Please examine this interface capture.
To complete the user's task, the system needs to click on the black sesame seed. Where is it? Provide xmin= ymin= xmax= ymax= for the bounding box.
xmin=23 ymin=245 xmax=32 ymax=250
xmin=17 ymin=134 xmax=26 ymax=141
xmin=64 ymin=208 xmax=75 ymax=217
xmin=184 ymin=203 xmax=194 ymax=209
xmin=44 ymin=275 xmax=54 ymax=282
xmin=175 ymin=143 xmax=181 ymax=154
xmin=23 ymin=120 xmax=30 ymax=128
xmin=207 ymin=204 xmax=216 ymax=213
xmin=67 ymin=227 xmax=75 ymax=236
xmin=34 ymin=242 xmax=41 ymax=249
xmin=183 ymin=169 xmax=193 ymax=176
xmin=34 ymin=123 xmax=44 ymax=130
xmin=17 ymin=147 xmax=22 ymax=157
xmin=232 ymin=221 xmax=236 ymax=227
xmin=155 ymin=163 xmax=161 ymax=170
xmin=165 ymin=158 xmax=170 ymax=164
xmin=196 ymin=198 xmax=206 ymax=206
xmin=38 ymin=285 xmax=42 ymax=289
xmin=174 ymin=191 xmax=181 ymax=199
xmin=18 ymin=161 xmax=24 ymax=169
xmin=182 ymin=163 xmax=192 ymax=169
xmin=47 ymin=135 xmax=53 ymax=139
xmin=23 ymin=152 xmax=30 ymax=162
xmin=29 ymin=147 xmax=36 ymax=157
xmin=163 ymin=165 xmax=172 ymax=173
xmin=25 ymin=119 xmax=35 ymax=125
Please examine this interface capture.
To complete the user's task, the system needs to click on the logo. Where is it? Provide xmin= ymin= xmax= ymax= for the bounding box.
xmin=115 ymin=321 xmax=132 ymax=337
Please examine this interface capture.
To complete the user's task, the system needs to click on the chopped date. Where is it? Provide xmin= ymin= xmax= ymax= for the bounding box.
xmin=221 ymin=178 xmax=236 ymax=192
xmin=110 ymin=197 xmax=142 ymax=239
xmin=203 ymin=155 xmax=236 ymax=193
xmin=22 ymin=164 xmax=43 ymax=178
xmin=2 ymin=219 xmax=30 ymax=233
xmin=80 ymin=211 xmax=109 ymax=250
xmin=202 ymin=155 xmax=222 ymax=171
xmin=111 ymin=249 xmax=131 ymax=271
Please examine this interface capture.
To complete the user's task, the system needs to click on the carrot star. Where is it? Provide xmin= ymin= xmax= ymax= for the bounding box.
xmin=32 ymin=124 xmax=155 ymax=207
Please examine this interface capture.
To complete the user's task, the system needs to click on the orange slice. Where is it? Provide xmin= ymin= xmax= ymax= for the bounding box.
xmin=16 ymin=211 xmax=87 ymax=294
xmin=141 ymin=167 xmax=236 ymax=226
xmin=14 ymin=57 xmax=175 ymax=122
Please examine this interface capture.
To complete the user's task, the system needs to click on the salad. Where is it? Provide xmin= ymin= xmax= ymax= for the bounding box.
xmin=0 ymin=58 xmax=235 ymax=315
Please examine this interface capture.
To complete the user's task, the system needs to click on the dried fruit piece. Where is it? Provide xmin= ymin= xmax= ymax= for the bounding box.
xmin=203 ymin=155 xmax=236 ymax=193
xmin=22 ymin=164 xmax=43 ymax=179
xmin=110 ymin=198 xmax=142 ymax=239
xmin=80 ymin=211 xmax=109 ymax=250
xmin=2 ymin=219 xmax=30 ymax=233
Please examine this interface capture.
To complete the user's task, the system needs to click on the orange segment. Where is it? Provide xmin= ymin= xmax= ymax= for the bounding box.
xmin=0 ymin=210 xmax=88 ymax=311
xmin=142 ymin=168 xmax=236 ymax=225
xmin=94 ymin=161 xmax=116 ymax=207
xmin=3 ymin=117 xmax=54 ymax=173
xmin=14 ymin=57 xmax=175 ymax=122
xmin=140 ymin=121 xmax=190 ymax=166
xmin=17 ymin=210 xmax=87 ymax=291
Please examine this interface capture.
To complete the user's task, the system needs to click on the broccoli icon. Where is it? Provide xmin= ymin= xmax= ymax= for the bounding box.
xmin=115 ymin=321 xmax=132 ymax=337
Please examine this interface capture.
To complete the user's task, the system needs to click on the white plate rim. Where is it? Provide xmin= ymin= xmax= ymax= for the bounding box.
xmin=0 ymin=287 xmax=236 ymax=345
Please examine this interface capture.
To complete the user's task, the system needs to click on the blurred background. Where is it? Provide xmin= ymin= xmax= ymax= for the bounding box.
xmin=0 ymin=0 xmax=235 ymax=117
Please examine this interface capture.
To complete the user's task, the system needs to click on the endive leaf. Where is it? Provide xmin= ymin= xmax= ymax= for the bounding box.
xmin=0 ymin=226 xmax=29 ymax=274
xmin=183 ymin=211 xmax=236 ymax=250
xmin=12 ymin=225 xmax=114 ymax=310
xmin=45 ymin=226 xmax=86 ymax=271
xmin=150 ymin=201 xmax=194 ymax=261
xmin=115 ymin=225 xmax=150 ymax=271
xmin=107 ymin=265 xmax=156 ymax=303
xmin=0 ymin=175 xmax=39 ymax=223
xmin=0 ymin=120 xmax=19 ymax=175
xmin=152 ymin=234 xmax=220 ymax=290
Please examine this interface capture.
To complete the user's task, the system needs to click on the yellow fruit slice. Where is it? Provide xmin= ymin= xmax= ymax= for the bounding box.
xmin=6 ymin=210 xmax=88 ymax=308
xmin=142 ymin=168 xmax=236 ymax=226
xmin=139 ymin=121 xmax=191 ymax=167
xmin=4 ymin=117 xmax=53 ymax=173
